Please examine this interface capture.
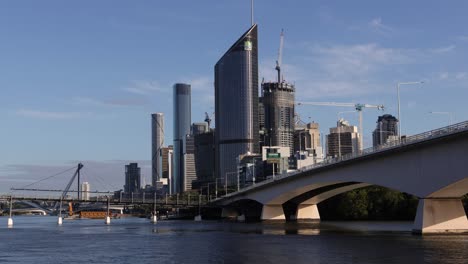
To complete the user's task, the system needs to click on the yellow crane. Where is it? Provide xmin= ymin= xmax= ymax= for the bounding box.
xmin=297 ymin=102 xmax=385 ymax=150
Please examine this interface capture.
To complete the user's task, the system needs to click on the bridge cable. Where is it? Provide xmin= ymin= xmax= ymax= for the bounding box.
xmin=12 ymin=165 xmax=78 ymax=191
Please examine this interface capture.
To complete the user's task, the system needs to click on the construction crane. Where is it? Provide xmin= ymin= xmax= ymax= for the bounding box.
xmin=275 ymin=29 xmax=284 ymax=84
xmin=205 ymin=112 xmax=212 ymax=129
xmin=297 ymin=102 xmax=385 ymax=150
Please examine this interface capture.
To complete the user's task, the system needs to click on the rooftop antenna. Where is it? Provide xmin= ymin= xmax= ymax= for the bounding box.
xmin=251 ymin=0 xmax=254 ymax=26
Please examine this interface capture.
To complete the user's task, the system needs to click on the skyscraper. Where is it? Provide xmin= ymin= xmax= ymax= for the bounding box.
xmin=151 ymin=113 xmax=164 ymax=187
xmin=326 ymin=119 xmax=360 ymax=157
xmin=262 ymin=81 xmax=295 ymax=154
xmin=215 ymin=24 xmax=259 ymax=182
xmin=124 ymin=163 xmax=141 ymax=194
xmin=372 ymin=114 xmax=399 ymax=146
xmin=173 ymin=83 xmax=191 ymax=194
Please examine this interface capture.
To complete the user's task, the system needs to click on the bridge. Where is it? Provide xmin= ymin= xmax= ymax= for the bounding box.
xmin=213 ymin=121 xmax=468 ymax=234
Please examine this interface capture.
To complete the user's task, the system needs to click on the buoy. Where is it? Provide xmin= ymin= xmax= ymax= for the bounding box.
xmin=105 ymin=216 xmax=111 ymax=225
xmin=151 ymin=215 xmax=158 ymax=224
xmin=194 ymin=215 xmax=202 ymax=221
xmin=57 ymin=217 xmax=63 ymax=225
xmin=7 ymin=217 xmax=13 ymax=228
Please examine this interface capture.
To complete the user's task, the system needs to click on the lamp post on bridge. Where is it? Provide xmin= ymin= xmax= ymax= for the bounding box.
xmin=397 ymin=81 xmax=424 ymax=139
xmin=224 ymin=172 xmax=237 ymax=196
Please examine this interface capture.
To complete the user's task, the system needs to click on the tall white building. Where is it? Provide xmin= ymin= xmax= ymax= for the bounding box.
xmin=81 ymin=182 xmax=90 ymax=201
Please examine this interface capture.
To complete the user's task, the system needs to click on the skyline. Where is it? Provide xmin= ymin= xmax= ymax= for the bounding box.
xmin=1 ymin=1 xmax=468 ymax=192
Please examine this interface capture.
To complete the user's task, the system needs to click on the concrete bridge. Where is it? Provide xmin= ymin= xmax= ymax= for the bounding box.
xmin=214 ymin=121 xmax=468 ymax=234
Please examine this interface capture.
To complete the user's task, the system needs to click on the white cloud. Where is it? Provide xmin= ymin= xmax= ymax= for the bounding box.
xmin=439 ymin=72 xmax=449 ymax=80
xmin=455 ymin=72 xmax=467 ymax=80
xmin=430 ymin=45 xmax=456 ymax=54
xmin=122 ymin=80 xmax=166 ymax=95
xmin=368 ymin=17 xmax=394 ymax=35
xmin=74 ymin=97 xmax=149 ymax=107
xmin=16 ymin=109 xmax=89 ymax=120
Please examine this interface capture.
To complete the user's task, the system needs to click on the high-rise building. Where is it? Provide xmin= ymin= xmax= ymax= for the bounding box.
xmin=151 ymin=113 xmax=164 ymax=186
xmin=215 ymin=24 xmax=259 ymax=182
xmin=326 ymin=119 xmax=360 ymax=157
xmin=192 ymin=122 xmax=209 ymax=135
xmin=161 ymin=145 xmax=174 ymax=180
xmin=372 ymin=114 xmax=399 ymax=146
xmin=173 ymin=83 xmax=191 ymax=194
xmin=124 ymin=163 xmax=141 ymax=193
xmin=294 ymin=122 xmax=324 ymax=165
xmin=192 ymin=130 xmax=215 ymax=190
xmin=183 ymin=134 xmax=197 ymax=191
xmin=262 ymin=81 xmax=295 ymax=154
xmin=81 ymin=182 xmax=90 ymax=201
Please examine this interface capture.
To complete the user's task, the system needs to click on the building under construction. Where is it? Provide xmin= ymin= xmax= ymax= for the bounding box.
xmin=262 ymin=81 xmax=295 ymax=155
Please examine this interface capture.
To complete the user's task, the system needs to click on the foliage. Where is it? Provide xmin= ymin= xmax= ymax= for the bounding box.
xmin=319 ymin=186 xmax=419 ymax=220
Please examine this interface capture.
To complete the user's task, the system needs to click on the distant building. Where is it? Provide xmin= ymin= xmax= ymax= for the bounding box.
xmin=215 ymin=24 xmax=259 ymax=187
xmin=192 ymin=130 xmax=215 ymax=190
xmin=259 ymin=97 xmax=266 ymax=148
xmin=124 ymin=163 xmax=141 ymax=193
xmin=173 ymin=83 xmax=191 ymax=194
xmin=326 ymin=119 xmax=360 ymax=157
xmin=161 ymin=146 xmax=174 ymax=180
xmin=262 ymin=81 xmax=295 ymax=155
xmin=192 ymin=122 xmax=209 ymax=135
xmin=294 ymin=122 xmax=324 ymax=165
xmin=151 ymin=113 xmax=164 ymax=186
xmin=81 ymin=182 xmax=90 ymax=201
xmin=183 ymin=134 xmax=197 ymax=191
xmin=372 ymin=114 xmax=399 ymax=147
xmin=262 ymin=146 xmax=290 ymax=177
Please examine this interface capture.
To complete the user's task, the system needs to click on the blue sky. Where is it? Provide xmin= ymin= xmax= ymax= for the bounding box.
xmin=1 ymin=0 xmax=467 ymax=192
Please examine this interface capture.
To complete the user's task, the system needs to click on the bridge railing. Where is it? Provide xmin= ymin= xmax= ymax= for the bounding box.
xmin=220 ymin=120 xmax=468 ymax=198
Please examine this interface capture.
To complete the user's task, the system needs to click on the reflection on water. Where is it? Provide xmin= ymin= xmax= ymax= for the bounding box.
xmin=0 ymin=216 xmax=467 ymax=264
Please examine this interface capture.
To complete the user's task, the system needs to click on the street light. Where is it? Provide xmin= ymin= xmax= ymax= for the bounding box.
xmin=429 ymin=111 xmax=453 ymax=126
xmin=251 ymin=157 xmax=262 ymax=185
xmin=397 ymin=81 xmax=424 ymax=138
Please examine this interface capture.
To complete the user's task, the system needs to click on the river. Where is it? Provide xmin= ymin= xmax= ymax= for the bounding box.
xmin=0 ymin=216 xmax=467 ymax=263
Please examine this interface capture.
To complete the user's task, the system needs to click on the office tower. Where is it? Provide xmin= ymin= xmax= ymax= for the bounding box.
xmin=215 ymin=24 xmax=259 ymax=183
xmin=151 ymin=113 xmax=164 ymax=187
xmin=192 ymin=130 xmax=215 ymax=190
xmin=192 ymin=122 xmax=209 ymax=135
xmin=262 ymin=81 xmax=295 ymax=154
xmin=258 ymin=97 xmax=266 ymax=148
xmin=183 ymin=135 xmax=197 ymax=191
xmin=326 ymin=119 xmax=360 ymax=157
xmin=173 ymin=83 xmax=191 ymax=194
xmin=161 ymin=145 xmax=174 ymax=179
xmin=81 ymin=182 xmax=90 ymax=201
xmin=372 ymin=114 xmax=399 ymax=146
xmin=294 ymin=122 xmax=324 ymax=163
xmin=124 ymin=163 xmax=141 ymax=193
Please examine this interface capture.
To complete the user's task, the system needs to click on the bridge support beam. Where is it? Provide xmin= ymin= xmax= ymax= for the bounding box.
xmin=261 ymin=205 xmax=285 ymax=221
xmin=413 ymin=198 xmax=468 ymax=234
xmin=296 ymin=204 xmax=320 ymax=221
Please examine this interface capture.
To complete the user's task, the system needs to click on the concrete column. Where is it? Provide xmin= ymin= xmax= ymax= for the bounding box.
xmin=296 ymin=204 xmax=320 ymax=220
xmin=413 ymin=198 xmax=468 ymax=234
xmin=261 ymin=204 xmax=285 ymax=220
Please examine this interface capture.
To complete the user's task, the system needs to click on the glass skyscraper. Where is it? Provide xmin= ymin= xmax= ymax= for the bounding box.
xmin=173 ymin=83 xmax=191 ymax=194
xmin=151 ymin=113 xmax=164 ymax=186
xmin=215 ymin=24 xmax=259 ymax=183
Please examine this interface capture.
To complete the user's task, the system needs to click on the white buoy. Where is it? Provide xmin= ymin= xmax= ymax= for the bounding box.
xmin=105 ymin=216 xmax=111 ymax=225
xmin=194 ymin=215 xmax=202 ymax=221
xmin=57 ymin=217 xmax=63 ymax=225
xmin=7 ymin=217 xmax=13 ymax=228
xmin=151 ymin=215 xmax=158 ymax=224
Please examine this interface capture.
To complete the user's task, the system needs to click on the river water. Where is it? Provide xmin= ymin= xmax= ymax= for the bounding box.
xmin=0 ymin=216 xmax=467 ymax=264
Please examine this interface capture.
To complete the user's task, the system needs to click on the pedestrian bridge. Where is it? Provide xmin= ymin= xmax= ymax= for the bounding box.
xmin=214 ymin=121 xmax=468 ymax=234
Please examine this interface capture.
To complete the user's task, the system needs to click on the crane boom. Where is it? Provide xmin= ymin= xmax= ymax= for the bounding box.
xmin=297 ymin=101 xmax=385 ymax=151
xmin=275 ymin=29 xmax=284 ymax=83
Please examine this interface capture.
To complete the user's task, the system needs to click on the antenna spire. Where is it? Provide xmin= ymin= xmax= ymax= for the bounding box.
xmin=251 ymin=0 xmax=254 ymax=26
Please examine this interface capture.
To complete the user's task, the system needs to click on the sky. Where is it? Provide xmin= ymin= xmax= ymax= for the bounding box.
xmin=1 ymin=0 xmax=467 ymax=193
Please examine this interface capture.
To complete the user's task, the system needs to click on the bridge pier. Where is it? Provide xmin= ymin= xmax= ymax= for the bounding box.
xmin=261 ymin=204 xmax=285 ymax=221
xmin=296 ymin=204 xmax=320 ymax=221
xmin=413 ymin=198 xmax=468 ymax=234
